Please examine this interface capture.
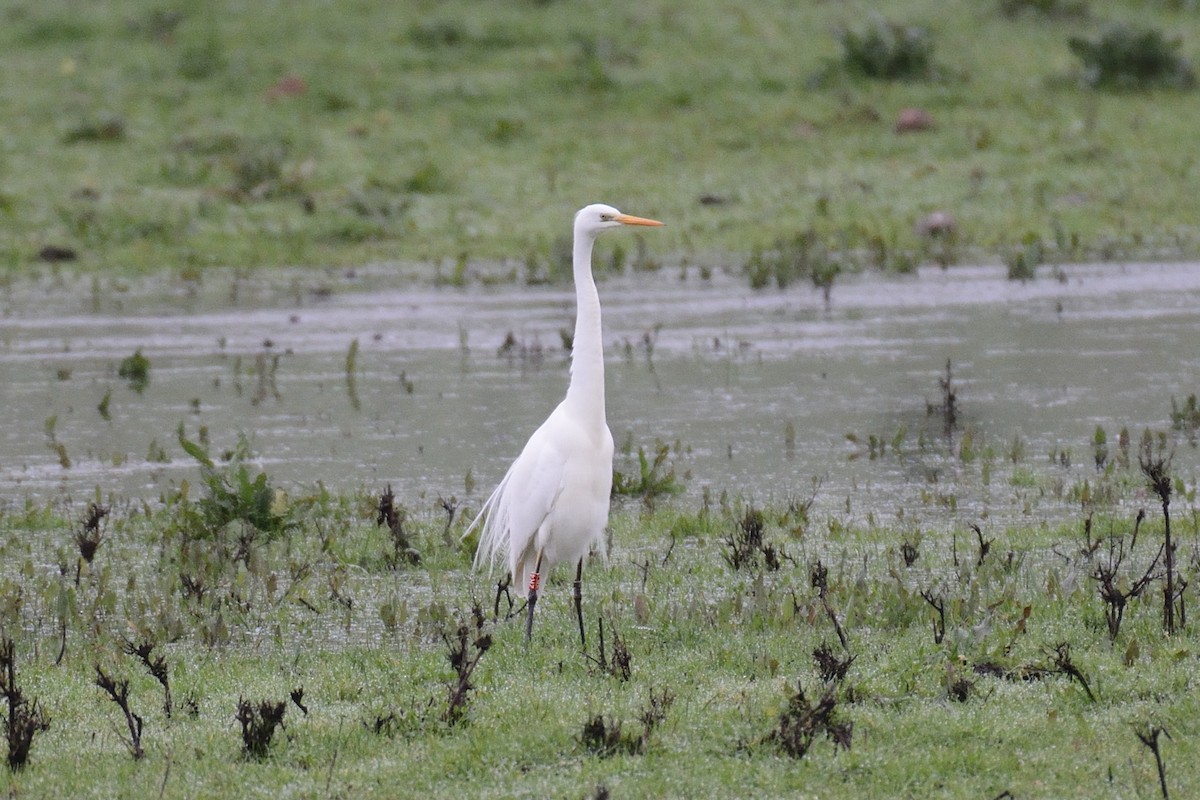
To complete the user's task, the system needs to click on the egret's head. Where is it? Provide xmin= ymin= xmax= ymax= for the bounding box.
xmin=574 ymin=203 xmax=664 ymax=237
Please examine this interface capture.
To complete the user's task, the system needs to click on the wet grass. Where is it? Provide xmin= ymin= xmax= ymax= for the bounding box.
xmin=0 ymin=441 xmax=1196 ymax=797
xmin=5 ymin=0 xmax=1200 ymax=278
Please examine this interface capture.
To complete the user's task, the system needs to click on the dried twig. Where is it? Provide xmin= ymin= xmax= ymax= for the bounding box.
xmin=95 ymin=665 xmax=144 ymax=760
xmin=2 ymin=637 xmax=51 ymax=771
xmin=1135 ymin=725 xmax=1171 ymax=800
xmin=123 ymin=639 xmax=172 ymax=718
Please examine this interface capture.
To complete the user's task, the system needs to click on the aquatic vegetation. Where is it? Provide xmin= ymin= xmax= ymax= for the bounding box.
xmin=117 ymin=350 xmax=151 ymax=393
xmin=1170 ymin=394 xmax=1200 ymax=445
xmin=612 ymin=440 xmax=686 ymax=505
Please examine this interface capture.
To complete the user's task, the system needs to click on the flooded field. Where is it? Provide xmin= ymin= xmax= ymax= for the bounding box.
xmin=2 ymin=262 xmax=1198 ymax=527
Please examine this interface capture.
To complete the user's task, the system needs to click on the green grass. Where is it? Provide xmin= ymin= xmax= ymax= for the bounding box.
xmin=0 ymin=451 xmax=1196 ymax=798
xmin=4 ymin=0 xmax=1200 ymax=278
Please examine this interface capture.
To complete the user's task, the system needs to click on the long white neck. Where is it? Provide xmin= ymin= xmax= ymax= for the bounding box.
xmin=564 ymin=227 xmax=605 ymax=426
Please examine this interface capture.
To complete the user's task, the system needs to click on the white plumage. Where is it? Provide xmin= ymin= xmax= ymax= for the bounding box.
xmin=466 ymin=203 xmax=663 ymax=643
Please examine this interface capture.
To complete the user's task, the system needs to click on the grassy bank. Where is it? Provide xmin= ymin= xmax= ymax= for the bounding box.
xmin=3 ymin=0 xmax=1200 ymax=279
xmin=0 ymin=435 xmax=1197 ymax=798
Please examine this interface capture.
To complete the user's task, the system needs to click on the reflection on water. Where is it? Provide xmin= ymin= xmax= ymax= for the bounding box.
xmin=2 ymin=262 xmax=1198 ymax=528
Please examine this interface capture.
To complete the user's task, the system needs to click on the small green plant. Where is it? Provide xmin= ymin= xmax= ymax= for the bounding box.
xmin=612 ymin=441 xmax=685 ymax=504
xmin=404 ymin=162 xmax=450 ymax=194
xmin=1069 ymin=24 xmax=1195 ymax=90
xmin=1170 ymin=393 xmax=1200 ymax=444
xmin=97 ymin=389 xmax=112 ymax=420
xmin=177 ymin=431 xmax=294 ymax=544
xmin=229 ymin=137 xmax=291 ymax=198
xmin=1092 ymin=425 xmax=1108 ymax=470
xmin=838 ymin=19 xmax=937 ymax=81
xmin=179 ymin=34 xmax=225 ymax=80
xmin=744 ymin=230 xmax=826 ymax=290
xmin=1005 ymin=236 xmax=1043 ymax=281
xmin=62 ymin=114 xmax=126 ymax=145
xmin=118 ymin=349 xmax=151 ymax=393
xmin=408 ymin=20 xmax=467 ymax=48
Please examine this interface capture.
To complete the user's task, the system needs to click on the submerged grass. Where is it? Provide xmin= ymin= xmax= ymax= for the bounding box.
xmin=4 ymin=0 xmax=1200 ymax=277
xmin=0 ymin=450 xmax=1196 ymax=797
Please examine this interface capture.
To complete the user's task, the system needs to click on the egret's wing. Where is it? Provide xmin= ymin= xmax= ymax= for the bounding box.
xmin=465 ymin=422 xmax=567 ymax=574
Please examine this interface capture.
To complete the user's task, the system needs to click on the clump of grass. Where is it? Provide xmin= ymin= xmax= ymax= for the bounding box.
xmin=178 ymin=432 xmax=294 ymax=545
xmin=403 ymin=162 xmax=450 ymax=194
xmin=62 ymin=114 xmax=126 ymax=145
xmin=97 ymin=388 xmax=112 ymax=420
xmin=230 ymin=137 xmax=291 ymax=198
xmin=1004 ymin=235 xmax=1043 ymax=281
xmin=1170 ymin=393 xmax=1200 ymax=445
xmin=998 ymin=0 xmax=1089 ymax=19
xmin=612 ymin=440 xmax=685 ymax=505
xmin=1069 ymin=24 xmax=1196 ymax=90
xmin=838 ymin=19 xmax=937 ymax=81
xmin=179 ymin=33 xmax=225 ymax=80
xmin=1 ymin=637 xmax=51 ymax=771
xmin=408 ymin=20 xmax=467 ymax=48
xmin=1093 ymin=425 xmax=1109 ymax=470
xmin=236 ymin=698 xmax=287 ymax=759
xmin=118 ymin=349 xmax=151 ymax=393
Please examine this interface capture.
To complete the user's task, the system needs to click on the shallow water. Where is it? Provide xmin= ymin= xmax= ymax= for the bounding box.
xmin=2 ymin=262 xmax=1198 ymax=528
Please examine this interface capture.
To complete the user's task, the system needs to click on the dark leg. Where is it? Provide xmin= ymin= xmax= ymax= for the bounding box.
xmin=573 ymin=559 xmax=586 ymax=650
xmin=525 ymin=549 xmax=544 ymax=644
xmin=493 ymin=572 xmax=513 ymax=619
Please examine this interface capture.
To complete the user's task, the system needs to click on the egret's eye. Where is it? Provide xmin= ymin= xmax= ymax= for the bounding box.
xmin=600 ymin=213 xmax=613 ymax=221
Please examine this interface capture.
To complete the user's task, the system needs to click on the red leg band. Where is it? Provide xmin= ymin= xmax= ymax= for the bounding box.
xmin=528 ymin=572 xmax=540 ymax=593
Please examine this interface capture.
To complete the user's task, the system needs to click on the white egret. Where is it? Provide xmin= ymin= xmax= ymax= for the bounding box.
xmin=466 ymin=203 xmax=664 ymax=645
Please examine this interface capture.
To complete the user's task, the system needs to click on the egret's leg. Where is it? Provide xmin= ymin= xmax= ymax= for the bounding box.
xmin=573 ymin=559 xmax=586 ymax=650
xmin=525 ymin=549 xmax=544 ymax=643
